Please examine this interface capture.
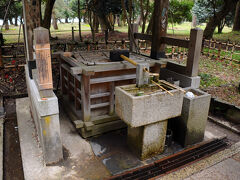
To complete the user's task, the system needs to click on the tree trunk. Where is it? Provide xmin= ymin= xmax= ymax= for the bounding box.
xmin=203 ymin=0 xmax=237 ymax=39
xmin=218 ymin=19 xmax=225 ymax=33
xmin=65 ymin=18 xmax=68 ymax=23
xmin=117 ymin=15 xmax=122 ymax=27
xmin=233 ymin=1 xmax=240 ymax=31
xmin=52 ymin=10 xmax=58 ymax=30
xmin=39 ymin=0 xmax=42 ymax=23
xmin=98 ymin=15 xmax=112 ymax=32
xmin=218 ymin=24 xmax=223 ymax=33
xmin=140 ymin=0 xmax=150 ymax=34
xmin=14 ymin=17 xmax=18 ymax=26
xmin=109 ymin=14 xmax=115 ymax=31
xmin=192 ymin=14 xmax=197 ymax=28
xmin=42 ymin=0 xmax=56 ymax=30
xmin=9 ymin=18 xmax=14 ymax=25
xmin=146 ymin=14 xmax=153 ymax=34
xmin=150 ymin=0 xmax=169 ymax=59
xmin=128 ymin=0 xmax=133 ymax=24
xmin=78 ymin=0 xmax=82 ymax=41
xmin=93 ymin=15 xmax=99 ymax=33
xmin=5 ymin=18 xmax=9 ymax=30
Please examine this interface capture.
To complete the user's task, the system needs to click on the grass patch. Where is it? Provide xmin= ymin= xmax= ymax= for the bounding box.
xmin=199 ymin=73 xmax=227 ymax=88
xmin=213 ymin=31 xmax=240 ymax=44
xmin=202 ymin=48 xmax=240 ymax=65
xmin=1 ymin=22 xmax=235 ymax=44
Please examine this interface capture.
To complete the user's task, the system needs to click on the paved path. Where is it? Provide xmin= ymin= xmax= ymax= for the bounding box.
xmin=186 ymin=153 xmax=240 ymax=180
xmin=16 ymin=97 xmax=110 ymax=180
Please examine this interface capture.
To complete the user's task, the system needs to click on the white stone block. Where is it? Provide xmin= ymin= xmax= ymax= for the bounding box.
xmin=115 ymin=84 xmax=184 ymax=127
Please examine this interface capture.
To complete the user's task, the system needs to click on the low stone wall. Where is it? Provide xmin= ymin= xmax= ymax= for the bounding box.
xmin=25 ymin=66 xmax=63 ymax=165
xmin=210 ymin=97 xmax=240 ymax=124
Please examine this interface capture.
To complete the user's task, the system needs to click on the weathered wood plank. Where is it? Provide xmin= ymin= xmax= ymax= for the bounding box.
xmin=90 ymin=74 xmax=136 ymax=84
xmin=60 ymin=66 xmax=67 ymax=95
xmin=90 ymin=92 xmax=110 ymax=99
xmin=74 ymin=120 xmax=84 ymax=129
xmin=186 ymin=28 xmax=203 ymax=77
xmin=81 ymin=74 xmax=91 ymax=121
xmin=91 ymin=114 xmax=119 ymax=125
xmin=77 ymin=88 xmax=81 ymax=95
xmin=109 ymin=82 xmax=115 ymax=115
xmin=130 ymin=24 xmax=139 ymax=52
xmin=134 ymin=34 xmax=189 ymax=48
xmin=34 ymin=27 xmax=53 ymax=90
xmin=74 ymin=77 xmax=81 ymax=110
xmin=90 ymin=102 xmax=110 ymax=109
xmin=80 ymin=119 xmax=126 ymax=138
xmin=84 ymin=121 xmax=94 ymax=131
xmin=134 ymin=33 xmax=152 ymax=41
xmin=162 ymin=37 xmax=189 ymax=48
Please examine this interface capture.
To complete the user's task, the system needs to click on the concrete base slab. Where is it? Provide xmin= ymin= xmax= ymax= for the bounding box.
xmin=16 ymin=97 xmax=239 ymax=179
xmin=16 ymin=98 xmax=110 ymax=180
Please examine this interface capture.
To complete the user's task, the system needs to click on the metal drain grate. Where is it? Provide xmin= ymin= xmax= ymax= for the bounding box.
xmin=108 ymin=138 xmax=228 ymax=180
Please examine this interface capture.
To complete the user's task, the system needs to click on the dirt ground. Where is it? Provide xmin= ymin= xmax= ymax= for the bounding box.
xmin=3 ymin=98 xmax=24 ymax=180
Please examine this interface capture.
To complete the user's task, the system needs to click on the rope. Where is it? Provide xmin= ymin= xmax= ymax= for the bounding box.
xmin=0 ymin=0 xmax=12 ymax=32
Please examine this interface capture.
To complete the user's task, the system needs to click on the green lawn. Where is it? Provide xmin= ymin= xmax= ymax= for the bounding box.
xmin=1 ymin=22 xmax=236 ymax=44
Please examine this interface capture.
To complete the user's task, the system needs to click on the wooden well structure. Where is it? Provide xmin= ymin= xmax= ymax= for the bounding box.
xmin=60 ymin=51 xmax=165 ymax=137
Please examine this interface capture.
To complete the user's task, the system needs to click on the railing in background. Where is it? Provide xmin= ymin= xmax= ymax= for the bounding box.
xmin=203 ymin=39 xmax=240 ymax=65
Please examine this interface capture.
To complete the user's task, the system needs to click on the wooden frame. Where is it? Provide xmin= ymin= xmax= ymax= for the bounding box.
xmin=133 ymin=28 xmax=204 ymax=77
xmin=60 ymin=51 xmax=165 ymax=137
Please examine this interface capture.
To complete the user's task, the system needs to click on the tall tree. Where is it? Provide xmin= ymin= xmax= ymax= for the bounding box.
xmin=42 ymin=0 xmax=57 ymax=29
xmin=192 ymin=0 xmax=233 ymax=34
xmin=169 ymin=0 xmax=193 ymax=24
xmin=52 ymin=9 xmax=58 ymax=30
xmin=140 ymin=0 xmax=150 ymax=33
xmin=202 ymin=0 xmax=238 ymax=39
xmin=88 ymin=0 xmax=123 ymax=31
xmin=233 ymin=1 xmax=240 ymax=31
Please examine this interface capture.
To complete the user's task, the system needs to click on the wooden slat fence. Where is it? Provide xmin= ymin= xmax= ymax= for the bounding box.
xmin=203 ymin=39 xmax=240 ymax=65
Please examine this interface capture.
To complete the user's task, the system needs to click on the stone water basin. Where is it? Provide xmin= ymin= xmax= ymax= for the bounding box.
xmin=115 ymin=81 xmax=184 ymax=128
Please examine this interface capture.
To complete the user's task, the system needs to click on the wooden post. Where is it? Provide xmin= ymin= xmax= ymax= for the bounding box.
xmin=186 ymin=28 xmax=203 ymax=77
xmin=60 ymin=66 xmax=67 ymax=95
xmin=150 ymin=0 xmax=169 ymax=59
xmin=72 ymin=27 xmax=75 ymax=41
xmin=230 ymin=42 xmax=235 ymax=62
xmin=130 ymin=24 xmax=139 ymax=52
xmin=217 ymin=42 xmax=222 ymax=60
xmin=33 ymin=27 xmax=53 ymax=92
xmin=74 ymin=77 xmax=81 ymax=110
xmin=81 ymin=74 xmax=91 ymax=122
xmin=67 ymin=72 xmax=72 ymax=101
xmin=109 ymin=82 xmax=115 ymax=115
